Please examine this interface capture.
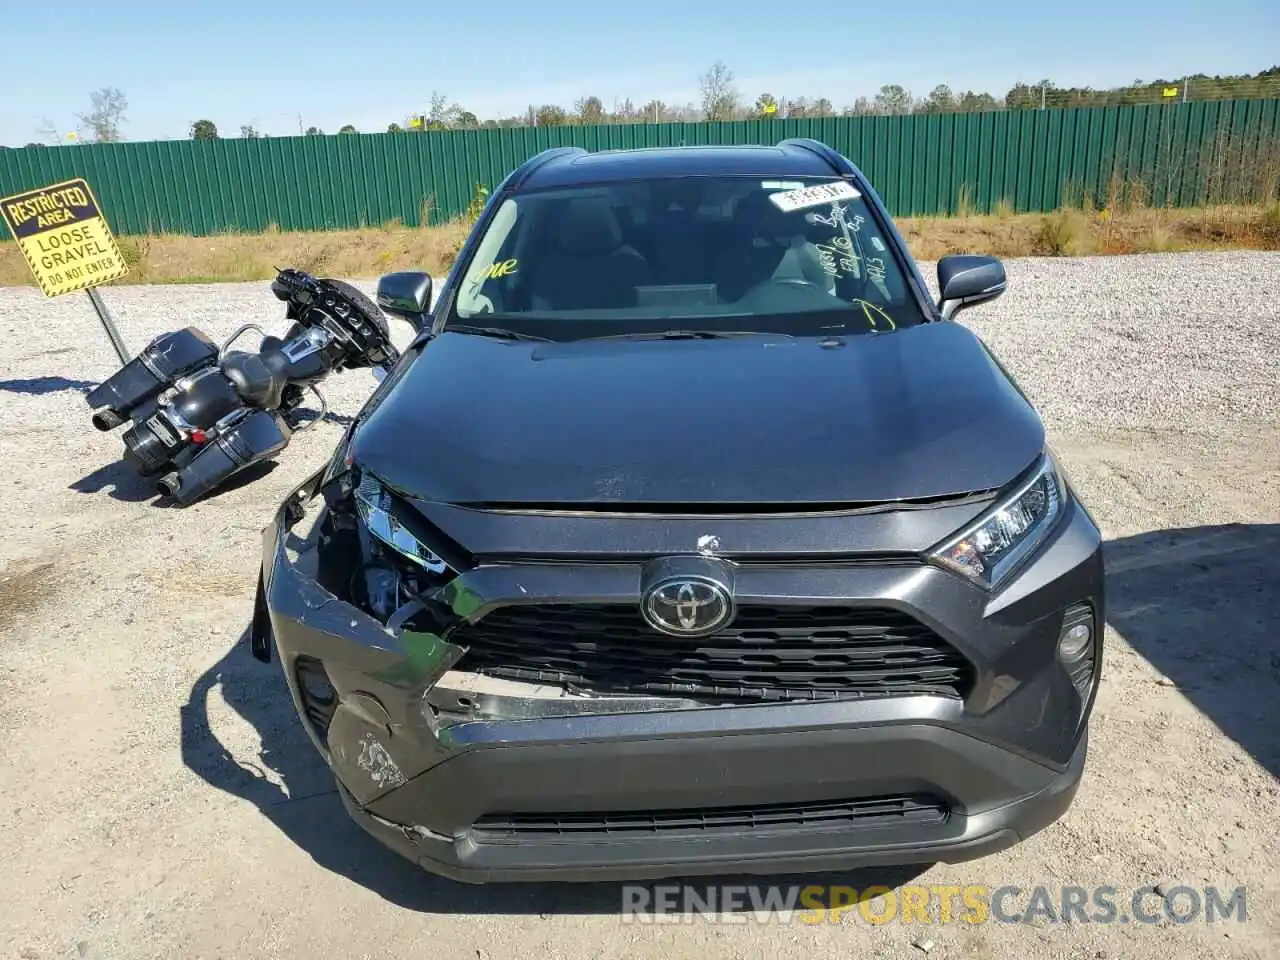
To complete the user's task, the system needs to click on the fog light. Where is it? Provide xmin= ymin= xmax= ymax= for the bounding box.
xmin=1058 ymin=622 xmax=1092 ymax=661
xmin=1058 ymin=603 xmax=1097 ymax=711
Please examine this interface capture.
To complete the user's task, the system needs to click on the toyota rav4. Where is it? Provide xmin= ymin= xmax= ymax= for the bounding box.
xmin=252 ymin=138 xmax=1105 ymax=883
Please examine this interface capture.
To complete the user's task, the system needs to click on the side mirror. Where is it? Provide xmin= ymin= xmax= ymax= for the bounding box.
xmin=376 ymin=271 xmax=433 ymax=333
xmin=936 ymin=255 xmax=1006 ymax=320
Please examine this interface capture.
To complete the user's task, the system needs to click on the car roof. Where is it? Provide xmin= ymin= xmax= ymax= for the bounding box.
xmin=516 ymin=143 xmax=844 ymax=190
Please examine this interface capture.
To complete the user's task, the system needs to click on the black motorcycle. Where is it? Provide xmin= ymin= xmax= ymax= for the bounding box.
xmin=86 ymin=268 xmax=400 ymax=505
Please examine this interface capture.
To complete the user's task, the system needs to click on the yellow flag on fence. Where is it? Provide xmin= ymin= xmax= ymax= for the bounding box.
xmin=1162 ymin=86 xmax=1180 ymax=98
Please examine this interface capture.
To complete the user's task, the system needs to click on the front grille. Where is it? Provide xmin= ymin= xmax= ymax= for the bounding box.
xmin=449 ymin=603 xmax=973 ymax=702
xmin=472 ymin=794 xmax=949 ymax=839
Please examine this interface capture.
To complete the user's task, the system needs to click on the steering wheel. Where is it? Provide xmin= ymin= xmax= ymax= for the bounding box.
xmin=772 ymin=277 xmax=826 ymax=289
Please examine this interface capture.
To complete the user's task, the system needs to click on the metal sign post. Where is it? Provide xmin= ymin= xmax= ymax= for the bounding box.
xmin=0 ymin=176 xmax=133 ymax=364
xmin=84 ymin=285 xmax=131 ymax=365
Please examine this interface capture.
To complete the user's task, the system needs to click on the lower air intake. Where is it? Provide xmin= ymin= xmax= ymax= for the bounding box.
xmin=472 ymin=794 xmax=949 ymax=839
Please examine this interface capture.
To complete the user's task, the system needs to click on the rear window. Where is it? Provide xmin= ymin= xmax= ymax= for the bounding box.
xmin=450 ymin=175 xmax=926 ymax=339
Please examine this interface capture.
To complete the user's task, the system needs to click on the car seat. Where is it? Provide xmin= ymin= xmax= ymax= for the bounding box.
xmin=646 ymin=181 xmax=711 ymax=285
xmin=712 ymin=189 xmax=834 ymax=302
xmin=528 ymin=198 xmax=652 ymax=310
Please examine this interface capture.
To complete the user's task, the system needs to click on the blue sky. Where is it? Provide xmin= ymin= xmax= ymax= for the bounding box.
xmin=2 ymin=0 xmax=1276 ymax=145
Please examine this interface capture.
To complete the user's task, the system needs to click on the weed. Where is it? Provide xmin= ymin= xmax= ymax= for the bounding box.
xmin=465 ymin=183 xmax=491 ymax=223
xmin=444 ymin=230 xmax=468 ymax=266
xmin=1128 ymin=178 xmax=1150 ymax=211
xmin=1034 ymin=209 xmax=1096 ymax=256
xmin=208 ymin=246 xmax=273 ymax=281
xmin=1141 ymin=224 xmax=1176 ymax=253
xmin=1259 ymin=201 xmax=1280 ymax=243
xmin=115 ymin=236 xmax=151 ymax=281
xmin=991 ymin=197 xmax=1014 ymax=219
xmin=1104 ymin=174 xmax=1149 ymax=215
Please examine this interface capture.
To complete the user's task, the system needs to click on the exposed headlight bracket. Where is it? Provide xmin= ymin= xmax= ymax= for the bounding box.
xmin=354 ymin=471 xmax=451 ymax=574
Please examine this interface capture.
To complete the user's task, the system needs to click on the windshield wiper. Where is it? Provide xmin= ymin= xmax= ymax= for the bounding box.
xmin=448 ymin=324 xmax=551 ymax=342
xmin=585 ymin=329 xmax=794 ymax=341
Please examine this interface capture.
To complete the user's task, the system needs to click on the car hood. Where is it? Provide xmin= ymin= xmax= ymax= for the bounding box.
xmin=349 ymin=322 xmax=1044 ymax=507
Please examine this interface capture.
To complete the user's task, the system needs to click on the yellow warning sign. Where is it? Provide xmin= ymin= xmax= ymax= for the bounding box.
xmin=0 ymin=177 xmax=129 ymax=298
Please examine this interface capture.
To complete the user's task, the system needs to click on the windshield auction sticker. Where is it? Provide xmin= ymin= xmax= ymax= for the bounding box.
xmin=0 ymin=177 xmax=129 ymax=298
xmin=768 ymin=180 xmax=862 ymax=212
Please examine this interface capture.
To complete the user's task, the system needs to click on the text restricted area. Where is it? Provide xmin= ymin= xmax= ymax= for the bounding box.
xmin=0 ymin=178 xmax=129 ymax=298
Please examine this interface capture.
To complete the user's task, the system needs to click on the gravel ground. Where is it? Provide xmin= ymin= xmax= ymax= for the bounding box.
xmin=0 ymin=250 xmax=1277 ymax=960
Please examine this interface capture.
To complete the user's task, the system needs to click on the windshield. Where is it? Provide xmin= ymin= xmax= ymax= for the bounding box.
xmin=449 ymin=175 xmax=927 ymax=339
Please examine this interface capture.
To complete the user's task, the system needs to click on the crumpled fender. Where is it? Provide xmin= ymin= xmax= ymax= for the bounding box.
xmin=257 ymin=467 xmax=468 ymax=805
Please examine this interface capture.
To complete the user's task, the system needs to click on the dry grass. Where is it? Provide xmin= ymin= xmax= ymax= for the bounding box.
xmin=0 ymin=220 xmax=473 ymax=287
xmin=2 ymin=203 xmax=1278 ymax=288
xmin=898 ymin=201 xmax=1280 ymax=259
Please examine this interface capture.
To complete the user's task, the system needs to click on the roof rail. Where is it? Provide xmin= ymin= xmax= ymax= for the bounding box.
xmin=508 ymin=146 xmax=588 ymax=191
xmin=776 ymin=137 xmax=858 ymax=177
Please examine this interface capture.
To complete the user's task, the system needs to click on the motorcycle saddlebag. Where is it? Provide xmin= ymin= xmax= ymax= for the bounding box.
xmin=157 ymin=409 xmax=292 ymax=506
xmin=87 ymin=326 xmax=220 ymax=428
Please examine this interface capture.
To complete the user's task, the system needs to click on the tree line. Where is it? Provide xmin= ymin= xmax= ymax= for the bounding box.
xmin=433 ymin=63 xmax=1280 ymax=129
xmin=16 ymin=64 xmax=1280 ymax=146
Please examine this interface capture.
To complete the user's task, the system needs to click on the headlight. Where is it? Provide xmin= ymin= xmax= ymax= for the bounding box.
xmin=928 ymin=454 xmax=1065 ymax=590
xmin=354 ymin=471 xmax=450 ymax=574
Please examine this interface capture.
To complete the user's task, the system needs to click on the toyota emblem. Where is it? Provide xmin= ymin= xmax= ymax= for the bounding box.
xmin=643 ymin=576 xmax=734 ymax=637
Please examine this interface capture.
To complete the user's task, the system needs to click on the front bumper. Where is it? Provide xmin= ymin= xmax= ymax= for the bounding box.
xmin=258 ymin=471 xmax=1105 ymax=883
xmin=340 ymin=720 xmax=1088 ymax=883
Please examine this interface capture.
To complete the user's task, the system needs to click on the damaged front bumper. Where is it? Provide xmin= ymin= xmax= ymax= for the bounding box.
xmin=256 ymin=468 xmax=1101 ymax=883
xmin=255 ymin=469 xmax=725 ymax=801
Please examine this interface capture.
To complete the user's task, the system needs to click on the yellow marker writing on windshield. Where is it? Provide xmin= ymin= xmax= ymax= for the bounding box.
xmin=858 ymin=300 xmax=896 ymax=331
xmin=479 ymin=258 xmax=518 ymax=280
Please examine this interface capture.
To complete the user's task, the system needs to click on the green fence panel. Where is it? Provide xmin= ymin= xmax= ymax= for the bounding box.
xmin=2 ymin=99 xmax=1277 ymax=238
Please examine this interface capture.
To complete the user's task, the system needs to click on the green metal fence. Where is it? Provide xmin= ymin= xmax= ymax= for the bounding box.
xmin=3 ymin=99 xmax=1278 ymax=238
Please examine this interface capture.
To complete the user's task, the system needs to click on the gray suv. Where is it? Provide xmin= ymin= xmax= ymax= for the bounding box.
xmin=252 ymin=138 xmax=1104 ymax=883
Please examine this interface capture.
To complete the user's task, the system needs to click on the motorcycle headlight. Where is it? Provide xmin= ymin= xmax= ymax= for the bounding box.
xmin=354 ymin=471 xmax=450 ymax=574
xmin=928 ymin=453 xmax=1065 ymax=590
